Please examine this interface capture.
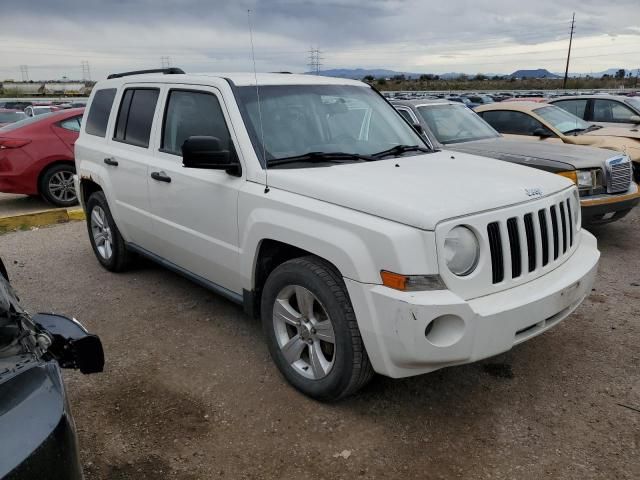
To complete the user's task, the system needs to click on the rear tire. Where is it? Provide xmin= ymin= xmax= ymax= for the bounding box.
xmin=261 ymin=256 xmax=374 ymax=401
xmin=40 ymin=164 xmax=78 ymax=207
xmin=86 ymin=191 xmax=132 ymax=272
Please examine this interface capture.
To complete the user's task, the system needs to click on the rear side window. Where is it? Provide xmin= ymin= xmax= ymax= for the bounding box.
xmin=60 ymin=116 xmax=82 ymax=132
xmin=86 ymin=88 xmax=116 ymax=137
xmin=161 ymin=90 xmax=232 ymax=156
xmin=114 ymin=88 xmax=159 ymax=148
xmin=479 ymin=110 xmax=543 ymax=135
xmin=553 ymin=99 xmax=588 ymax=119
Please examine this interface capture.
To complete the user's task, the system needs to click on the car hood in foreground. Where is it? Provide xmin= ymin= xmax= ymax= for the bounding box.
xmin=447 ymin=137 xmax=620 ymax=172
xmin=267 ymin=150 xmax=573 ymax=231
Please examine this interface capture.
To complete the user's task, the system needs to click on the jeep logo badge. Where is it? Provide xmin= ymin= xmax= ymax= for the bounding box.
xmin=525 ymin=188 xmax=543 ymax=198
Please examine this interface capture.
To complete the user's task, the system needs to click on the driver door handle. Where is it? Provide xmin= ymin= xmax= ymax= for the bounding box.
xmin=150 ymin=171 xmax=171 ymax=183
xmin=103 ymin=157 xmax=118 ymax=166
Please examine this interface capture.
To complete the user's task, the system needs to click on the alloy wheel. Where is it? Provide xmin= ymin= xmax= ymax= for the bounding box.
xmin=90 ymin=206 xmax=113 ymax=260
xmin=273 ymin=285 xmax=336 ymax=380
xmin=48 ymin=170 xmax=77 ymax=203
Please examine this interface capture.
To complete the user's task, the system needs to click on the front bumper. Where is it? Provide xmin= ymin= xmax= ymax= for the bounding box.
xmin=345 ymin=230 xmax=599 ymax=378
xmin=580 ymin=186 xmax=640 ymax=225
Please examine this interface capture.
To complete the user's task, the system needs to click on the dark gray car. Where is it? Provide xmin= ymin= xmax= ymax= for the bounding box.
xmin=0 ymin=258 xmax=104 ymax=479
xmin=392 ymin=99 xmax=639 ymax=225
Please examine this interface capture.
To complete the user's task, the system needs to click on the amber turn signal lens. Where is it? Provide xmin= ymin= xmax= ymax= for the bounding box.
xmin=380 ymin=271 xmax=446 ymax=291
xmin=380 ymin=271 xmax=407 ymax=290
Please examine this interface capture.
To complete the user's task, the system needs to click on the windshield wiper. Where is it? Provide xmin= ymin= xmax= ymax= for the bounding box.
xmin=371 ymin=144 xmax=431 ymax=159
xmin=584 ymin=124 xmax=602 ymax=132
xmin=563 ymin=128 xmax=587 ymax=135
xmin=268 ymin=151 xmax=374 ymax=167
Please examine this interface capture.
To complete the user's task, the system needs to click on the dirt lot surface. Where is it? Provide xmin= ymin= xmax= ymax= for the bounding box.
xmin=0 ymin=193 xmax=53 ymax=217
xmin=2 ymin=213 xmax=639 ymax=479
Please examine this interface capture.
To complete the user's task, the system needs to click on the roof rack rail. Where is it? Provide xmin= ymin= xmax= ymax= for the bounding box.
xmin=107 ymin=67 xmax=185 ymax=80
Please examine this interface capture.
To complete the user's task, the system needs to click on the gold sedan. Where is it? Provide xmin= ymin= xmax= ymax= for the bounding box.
xmin=475 ymin=102 xmax=640 ymax=172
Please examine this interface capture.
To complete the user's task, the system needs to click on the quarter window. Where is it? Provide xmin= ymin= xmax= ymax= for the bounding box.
xmin=114 ymin=88 xmax=159 ymax=148
xmin=396 ymin=108 xmax=415 ymax=123
xmin=161 ymin=90 xmax=232 ymax=156
xmin=593 ymin=99 xmax=636 ymax=123
xmin=60 ymin=116 xmax=82 ymax=132
xmin=479 ymin=110 xmax=544 ymax=135
xmin=85 ymin=88 xmax=116 ymax=137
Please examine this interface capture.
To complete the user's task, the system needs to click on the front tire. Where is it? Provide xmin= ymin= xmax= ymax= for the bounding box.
xmin=86 ymin=191 xmax=132 ymax=272
xmin=261 ymin=256 xmax=374 ymax=400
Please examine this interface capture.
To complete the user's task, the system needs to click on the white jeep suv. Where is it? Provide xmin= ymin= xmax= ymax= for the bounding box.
xmin=75 ymin=69 xmax=600 ymax=400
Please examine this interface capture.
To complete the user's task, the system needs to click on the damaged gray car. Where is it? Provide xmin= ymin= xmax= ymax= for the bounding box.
xmin=0 ymin=258 xmax=104 ymax=480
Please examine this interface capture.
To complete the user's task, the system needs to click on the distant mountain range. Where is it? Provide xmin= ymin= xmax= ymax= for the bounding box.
xmin=307 ymin=67 xmax=637 ymax=80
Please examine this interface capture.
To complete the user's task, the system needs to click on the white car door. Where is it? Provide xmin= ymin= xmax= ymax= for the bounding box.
xmin=146 ymin=85 xmax=244 ymax=296
xmin=101 ymin=85 xmax=161 ymax=246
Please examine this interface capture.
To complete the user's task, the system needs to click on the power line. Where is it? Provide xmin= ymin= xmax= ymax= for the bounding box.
xmin=563 ymin=12 xmax=575 ymax=89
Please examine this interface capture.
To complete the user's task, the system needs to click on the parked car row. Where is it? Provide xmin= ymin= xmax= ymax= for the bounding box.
xmin=392 ymin=99 xmax=639 ymax=224
xmin=0 ymin=108 xmax=83 ymax=206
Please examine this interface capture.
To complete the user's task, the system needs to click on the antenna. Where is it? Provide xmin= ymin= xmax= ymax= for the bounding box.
xmin=248 ymin=9 xmax=269 ymax=194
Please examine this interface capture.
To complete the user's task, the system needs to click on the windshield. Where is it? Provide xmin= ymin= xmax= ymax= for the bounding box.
xmin=626 ymin=97 xmax=640 ymax=112
xmin=417 ymin=104 xmax=499 ymax=144
xmin=235 ymin=84 xmax=427 ymax=166
xmin=534 ymin=105 xmax=591 ymax=134
xmin=0 ymin=111 xmax=26 ymax=123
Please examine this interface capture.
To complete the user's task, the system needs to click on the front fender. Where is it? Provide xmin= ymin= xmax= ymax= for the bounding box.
xmin=238 ymin=184 xmax=438 ymax=290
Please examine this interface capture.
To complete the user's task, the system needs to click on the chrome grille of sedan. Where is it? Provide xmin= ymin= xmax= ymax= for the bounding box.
xmin=606 ymin=156 xmax=632 ymax=194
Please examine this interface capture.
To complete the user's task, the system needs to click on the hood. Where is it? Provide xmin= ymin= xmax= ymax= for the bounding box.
xmin=448 ymin=137 xmax=620 ymax=172
xmin=267 ymin=150 xmax=573 ymax=230
xmin=584 ymin=126 xmax=640 ymax=140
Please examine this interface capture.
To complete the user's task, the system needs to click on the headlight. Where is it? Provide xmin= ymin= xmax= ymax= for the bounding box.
xmin=444 ymin=226 xmax=480 ymax=276
xmin=576 ymin=170 xmax=594 ymax=188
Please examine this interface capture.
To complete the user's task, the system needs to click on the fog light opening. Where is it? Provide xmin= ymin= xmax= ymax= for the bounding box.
xmin=424 ymin=315 xmax=465 ymax=347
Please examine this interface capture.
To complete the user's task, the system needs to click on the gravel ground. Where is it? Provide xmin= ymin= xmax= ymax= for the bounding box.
xmin=2 ymin=212 xmax=639 ymax=480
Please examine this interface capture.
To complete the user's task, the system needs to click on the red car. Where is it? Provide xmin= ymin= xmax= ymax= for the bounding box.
xmin=0 ymin=108 xmax=83 ymax=206
xmin=0 ymin=109 xmax=27 ymax=128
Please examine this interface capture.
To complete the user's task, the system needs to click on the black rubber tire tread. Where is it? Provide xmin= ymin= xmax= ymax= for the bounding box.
xmin=86 ymin=191 xmax=132 ymax=272
xmin=39 ymin=163 xmax=78 ymax=207
xmin=261 ymin=255 xmax=374 ymax=400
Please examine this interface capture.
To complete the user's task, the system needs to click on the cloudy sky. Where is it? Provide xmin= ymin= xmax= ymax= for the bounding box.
xmin=0 ymin=0 xmax=638 ymax=81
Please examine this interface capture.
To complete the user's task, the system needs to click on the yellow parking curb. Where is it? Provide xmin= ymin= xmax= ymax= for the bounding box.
xmin=0 ymin=208 xmax=85 ymax=233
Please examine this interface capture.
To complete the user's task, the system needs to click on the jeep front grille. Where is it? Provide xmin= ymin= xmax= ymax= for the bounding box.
xmin=606 ymin=156 xmax=632 ymax=194
xmin=487 ymin=195 xmax=577 ymax=284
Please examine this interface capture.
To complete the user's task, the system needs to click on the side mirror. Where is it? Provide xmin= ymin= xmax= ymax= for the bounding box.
xmin=533 ymin=127 xmax=553 ymax=138
xmin=629 ymin=115 xmax=640 ymax=124
xmin=182 ymin=136 xmax=241 ymax=176
xmin=33 ymin=313 xmax=104 ymax=374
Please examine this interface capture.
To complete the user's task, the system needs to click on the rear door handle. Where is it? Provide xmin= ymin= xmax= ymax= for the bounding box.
xmin=150 ymin=171 xmax=171 ymax=183
xmin=103 ymin=157 xmax=118 ymax=166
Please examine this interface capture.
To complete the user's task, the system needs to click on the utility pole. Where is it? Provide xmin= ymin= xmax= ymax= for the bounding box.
xmin=81 ymin=60 xmax=91 ymax=82
xmin=562 ymin=12 xmax=575 ymax=90
xmin=307 ymin=48 xmax=323 ymax=75
xmin=19 ymin=65 xmax=29 ymax=82
xmin=161 ymin=56 xmax=172 ymax=69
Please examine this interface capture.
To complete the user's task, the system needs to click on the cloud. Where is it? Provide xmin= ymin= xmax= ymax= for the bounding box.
xmin=0 ymin=0 xmax=638 ymax=80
